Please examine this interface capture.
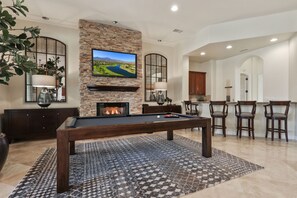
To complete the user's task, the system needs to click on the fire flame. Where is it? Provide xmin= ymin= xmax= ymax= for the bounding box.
xmin=104 ymin=107 xmax=121 ymax=115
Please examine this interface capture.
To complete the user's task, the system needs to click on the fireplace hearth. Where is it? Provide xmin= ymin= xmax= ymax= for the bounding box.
xmin=97 ymin=102 xmax=129 ymax=117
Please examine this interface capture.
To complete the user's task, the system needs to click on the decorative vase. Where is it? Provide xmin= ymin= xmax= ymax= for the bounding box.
xmin=0 ymin=133 xmax=9 ymax=172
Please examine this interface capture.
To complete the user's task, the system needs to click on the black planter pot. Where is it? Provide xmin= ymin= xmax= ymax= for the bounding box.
xmin=0 ymin=133 xmax=9 ymax=172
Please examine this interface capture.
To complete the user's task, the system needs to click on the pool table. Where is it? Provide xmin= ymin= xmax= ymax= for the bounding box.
xmin=56 ymin=113 xmax=211 ymax=193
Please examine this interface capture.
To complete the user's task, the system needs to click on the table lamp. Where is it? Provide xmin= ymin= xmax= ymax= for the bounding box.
xmin=32 ymin=74 xmax=56 ymax=108
xmin=154 ymin=82 xmax=167 ymax=105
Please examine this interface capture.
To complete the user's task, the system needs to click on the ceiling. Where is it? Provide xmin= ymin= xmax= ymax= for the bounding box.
xmin=188 ymin=32 xmax=296 ymax=63
xmin=6 ymin=0 xmax=297 ymax=47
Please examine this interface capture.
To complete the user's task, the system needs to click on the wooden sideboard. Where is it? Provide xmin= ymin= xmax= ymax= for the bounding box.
xmin=3 ymin=108 xmax=79 ymax=142
xmin=142 ymin=104 xmax=182 ymax=114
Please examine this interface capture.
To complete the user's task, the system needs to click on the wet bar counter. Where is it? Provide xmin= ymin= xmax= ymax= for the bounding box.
xmin=188 ymin=102 xmax=297 ymax=140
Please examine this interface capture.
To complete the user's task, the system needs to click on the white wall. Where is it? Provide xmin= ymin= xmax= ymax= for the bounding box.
xmin=214 ymin=41 xmax=289 ymax=101
xmin=4 ymin=19 xmax=80 ymax=110
xmin=0 ymin=86 xmax=10 ymax=114
xmin=289 ymin=34 xmax=297 ymax=101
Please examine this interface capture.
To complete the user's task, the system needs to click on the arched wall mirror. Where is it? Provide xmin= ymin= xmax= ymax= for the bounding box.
xmin=25 ymin=36 xmax=67 ymax=102
xmin=144 ymin=53 xmax=167 ymax=102
xmin=239 ymin=56 xmax=263 ymax=101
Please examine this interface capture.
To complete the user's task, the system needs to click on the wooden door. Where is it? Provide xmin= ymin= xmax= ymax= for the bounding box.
xmin=189 ymin=72 xmax=196 ymax=95
xmin=189 ymin=71 xmax=206 ymax=95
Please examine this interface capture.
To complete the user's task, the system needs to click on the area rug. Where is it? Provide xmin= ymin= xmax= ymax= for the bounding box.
xmin=9 ymin=134 xmax=263 ymax=197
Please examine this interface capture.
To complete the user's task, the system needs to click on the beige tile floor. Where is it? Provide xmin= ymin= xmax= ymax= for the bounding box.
xmin=0 ymin=129 xmax=297 ymax=198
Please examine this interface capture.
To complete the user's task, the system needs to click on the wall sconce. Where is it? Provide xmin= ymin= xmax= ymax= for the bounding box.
xmin=154 ymin=82 xmax=167 ymax=105
xmin=32 ymin=75 xmax=56 ymax=108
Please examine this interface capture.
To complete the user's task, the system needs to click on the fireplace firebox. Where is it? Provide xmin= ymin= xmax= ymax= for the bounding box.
xmin=97 ymin=102 xmax=129 ymax=117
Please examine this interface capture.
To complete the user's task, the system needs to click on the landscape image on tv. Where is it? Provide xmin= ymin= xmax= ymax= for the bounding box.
xmin=92 ymin=49 xmax=137 ymax=78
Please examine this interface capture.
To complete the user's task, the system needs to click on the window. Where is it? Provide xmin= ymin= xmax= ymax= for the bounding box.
xmin=144 ymin=53 xmax=167 ymax=101
xmin=25 ymin=37 xmax=67 ymax=102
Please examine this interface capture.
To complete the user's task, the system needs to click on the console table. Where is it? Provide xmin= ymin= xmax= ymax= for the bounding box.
xmin=142 ymin=104 xmax=182 ymax=114
xmin=3 ymin=108 xmax=79 ymax=143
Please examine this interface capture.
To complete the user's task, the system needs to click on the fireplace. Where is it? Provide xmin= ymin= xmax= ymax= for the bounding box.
xmin=97 ymin=102 xmax=129 ymax=117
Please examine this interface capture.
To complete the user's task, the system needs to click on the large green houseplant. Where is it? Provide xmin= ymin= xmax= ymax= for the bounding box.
xmin=0 ymin=0 xmax=40 ymax=85
xmin=0 ymin=0 xmax=40 ymax=173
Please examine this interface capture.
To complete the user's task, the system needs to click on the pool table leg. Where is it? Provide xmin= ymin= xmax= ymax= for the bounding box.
xmin=202 ymin=119 xmax=212 ymax=158
xmin=70 ymin=141 xmax=75 ymax=155
xmin=167 ymin=130 xmax=173 ymax=140
xmin=57 ymin=131 xmax=70 ymax=193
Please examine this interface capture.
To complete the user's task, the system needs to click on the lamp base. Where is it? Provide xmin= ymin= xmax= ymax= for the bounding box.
xmin=156 ymin=91 xmax=165 ymax=105
xmin=37 ymin=88 xmax=53 ymax=108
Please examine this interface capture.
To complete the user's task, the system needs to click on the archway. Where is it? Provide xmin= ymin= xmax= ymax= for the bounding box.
xmin=240 ymin=56 xmax=263 ymax=101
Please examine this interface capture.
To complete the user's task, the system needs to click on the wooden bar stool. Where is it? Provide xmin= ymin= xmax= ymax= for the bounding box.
xmin=184 ymin=100 xmax=200 ymax=130
xmin=264 ymin=101 xmax=290 ymax=142
xmin=209 ymin=101 xmax=228 ymax=137
xmin=184 ymin=101 xmax=199 ymax=116
xmin=235 ymin=101 xmax=257 ymax=139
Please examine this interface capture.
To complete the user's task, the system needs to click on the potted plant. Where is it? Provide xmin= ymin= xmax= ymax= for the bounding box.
xmin=0 ymin=0 xmax=40 ymax=85
xmin=0 ymin=0 xmax=40 ymax=172
xmin=33 ymin=57 xmax=65 ymax=86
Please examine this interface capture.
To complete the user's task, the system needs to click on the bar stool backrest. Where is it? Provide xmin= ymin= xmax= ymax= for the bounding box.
xmin=266 ymin=101 xmax=290 ymax=117
xmin=235 ymin=101 xmax=257 ymax=115
xmin=209 ymin=101 xmax=228 ymax=115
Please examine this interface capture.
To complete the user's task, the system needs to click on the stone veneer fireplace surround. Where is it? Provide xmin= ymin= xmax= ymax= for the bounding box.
xmin=79 ymin=20 xmax=142 ymax=117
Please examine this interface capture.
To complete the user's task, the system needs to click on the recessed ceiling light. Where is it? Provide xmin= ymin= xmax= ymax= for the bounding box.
xmin=171 ymin=5 xmax=178 ymax=12
xmin=226 ymin=45 xmax=233 ymax=49
xmin=270 ymin=38 xmax=278 ymax=42
xmin=200 ymin=52 xmax=206 ymax=56
xmin=42 ymin=16 xmax=49 ymax=20
xmin=112 ymin=21 xmax=118 ymax=24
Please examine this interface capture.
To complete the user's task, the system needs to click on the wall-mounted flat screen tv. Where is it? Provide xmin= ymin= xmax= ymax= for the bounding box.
xmin=92 ymin=49 xmax=137 ymax=78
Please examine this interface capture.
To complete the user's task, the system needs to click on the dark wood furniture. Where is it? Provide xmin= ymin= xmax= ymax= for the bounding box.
xmin=0 ymin=133 xmax=9 ymax=172
xmin=235 ymin=101 xmax=257 ymax=139
xmin=142 ymin=104 xmax=182 ymax=114
xmin=184 ymin=101 xmax=199 ymax=116
xmin=3 ymin=108 xmax=79 ymax=142
xmin=209 ymin=101 xmax=228 ymax=137
xmin=56 ymin=113 xmax=211 ymax=193
xmin=264 ymin=101 xmax=290 ymax=142
xmin=189 ymin=71 xmax=206 ymax=95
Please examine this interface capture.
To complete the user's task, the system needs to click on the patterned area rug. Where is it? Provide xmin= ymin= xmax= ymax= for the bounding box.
xmin=10 ymin=134 xmax=263 ymax=197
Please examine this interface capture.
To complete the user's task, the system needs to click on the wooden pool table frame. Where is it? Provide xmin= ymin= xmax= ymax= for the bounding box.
xmin=56 ymin=114 xmax=211 ymax=193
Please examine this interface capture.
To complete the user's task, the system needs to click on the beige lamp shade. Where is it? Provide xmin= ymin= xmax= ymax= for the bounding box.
xmin=154 ymin=82 xmax=167 ymax=91
xmin=32 ymin=75 xmax=56 ymax=88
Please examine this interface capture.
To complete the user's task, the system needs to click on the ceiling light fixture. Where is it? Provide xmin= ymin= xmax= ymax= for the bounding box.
xmin=270 ymin=37 xmax=278 ymax=42
xmin=171 ymin=5 xmax=178 ymax=12
xmin=226 ymin=45 xmax=233 ymax=49
xmin=200 ymin=52 xmax=206 ymax=56
xmin=112 ymin=21 xmax=118 ymax=24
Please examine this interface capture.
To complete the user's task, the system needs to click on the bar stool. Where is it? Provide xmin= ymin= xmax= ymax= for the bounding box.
xmin=235 ymin=101 xmax=257 ymax=139
xmin=264 ymin=101 xmax=290 ymax=142
xmin=184 ymin=101 xmax=199 ymax=116
xmin=209 ymin=101 xmax=228 ymax=137
xmin=184 ymin=100 xmax=200 ymax=130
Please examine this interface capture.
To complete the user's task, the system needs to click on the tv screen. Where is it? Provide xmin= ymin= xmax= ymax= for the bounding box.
xmin=92 ymin=49 xmax=137 ymax=78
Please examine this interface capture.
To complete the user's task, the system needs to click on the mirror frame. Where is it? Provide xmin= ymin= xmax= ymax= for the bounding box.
xmin=144 ymin=53 xmax=167 ymax=102
xmin=25 ymin=36 xmax=67 ymax=103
